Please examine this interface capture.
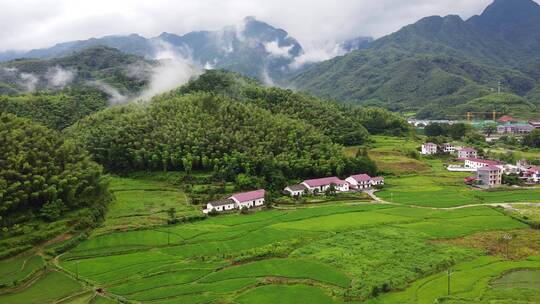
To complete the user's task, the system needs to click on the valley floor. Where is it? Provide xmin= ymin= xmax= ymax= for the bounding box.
xmin=2 ymin=136 xmax=540 ymax=304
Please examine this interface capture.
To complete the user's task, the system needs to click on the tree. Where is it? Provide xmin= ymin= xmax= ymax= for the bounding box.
xmin=167 ymin=208 xmax=177 ymax=224
xmin=523 ymin=129 xmax=540 ymax=148
xmin=325 ymin=184 xmax=337 ymax=196
xmin=483 ymin=123 xmax=497 ymax=137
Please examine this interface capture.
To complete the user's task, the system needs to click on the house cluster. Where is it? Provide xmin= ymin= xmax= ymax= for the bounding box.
xmin=463 ymin=158 xmax=540 ymax=188
xmin=203 ymin=189 xmax=265 ymax=214
xmin=495 ymin=116 xmax=538 ymax=135
xmin=284 ymin=174 xmax=384 ymax=197
xmin=421 ymin=142 xmax=478 ymax=158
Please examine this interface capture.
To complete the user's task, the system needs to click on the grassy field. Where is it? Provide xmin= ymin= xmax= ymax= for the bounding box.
xmin=95 ymin=176 xmax=197 ymax=234
xmin=3 ymin=156 xmax=540 ymax=303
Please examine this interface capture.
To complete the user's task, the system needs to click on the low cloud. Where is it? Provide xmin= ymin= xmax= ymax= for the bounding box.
xmin=19 ymin=73 xmax=39 ymax=92
xmin=289 ymin=43 xmax=346 ymax=70
xmin=264 ymin=40 xmax=293 ymax=58
xmin=88 ymin=80 xmax=128 ymax=105
xmin=46 ymin=66 xmax=75 ymax=88
xmin=138 ymin=40 xmax=202 ymax=100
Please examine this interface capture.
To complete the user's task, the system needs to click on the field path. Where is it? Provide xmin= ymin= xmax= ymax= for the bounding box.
xmin=367 ymin=190 xmax=540 ymax=210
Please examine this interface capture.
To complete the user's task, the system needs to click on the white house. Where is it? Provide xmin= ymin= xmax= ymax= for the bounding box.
xmin=524 ymin=167 xmax=540 ymax=184
xmin=204 ymin=199 xmax=236 ymax=213
xmin=464 ymin=158 xmax=503 ymax=170
xmin=421 ymin=143 xmax=438 ymax=155
xmin=203 ymin=189 xmax=265 ymax=213
xmin=442 ymin=143 xmax=456 ymax=153
xmin=371 ymin=176 xmax=385 ymax=187
xmin=456 ymin=147 xmax=478 ymax=159
xmin=346 ymin=174 xmax=372 ymax=190
xmin=302 ymin=177 xmax=349 ymax=194
xmin=230 ymin=189 xmax=266 ymax=209
xmin=283 ymin=184 xmax=307 ymax=197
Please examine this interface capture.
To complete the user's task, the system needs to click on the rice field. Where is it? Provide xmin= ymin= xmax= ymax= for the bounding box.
xmin=2 ymin=169 xmax=540 ymax=303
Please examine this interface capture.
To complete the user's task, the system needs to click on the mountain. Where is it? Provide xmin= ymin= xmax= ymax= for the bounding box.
xmin=291 ymin=0 xmax=540 ymax=117
xmin=0 ymin=17 xmax=306 ymax=83
xmin=0 ymin=46 xmax=153 ymax=96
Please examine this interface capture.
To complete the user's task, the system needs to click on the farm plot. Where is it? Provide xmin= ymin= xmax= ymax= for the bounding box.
xmin=0 ymin=253 xmax=43 ymax=287
xmin=95 ymin=177 xmax=196 ymax=234
xmin=50 ymin=177 xmax=536 ymax=304
xmin=366 ymin=256 xmax=540 ymax=304
xmin=0 ymin=271 xmax=83 ymax=304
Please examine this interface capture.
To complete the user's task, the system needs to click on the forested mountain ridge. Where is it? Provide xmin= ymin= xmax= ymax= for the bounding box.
xmin=291 ymin=0 xmax=540 ymax=117
xmin=0 ymin=46 xmax=152 ymax=96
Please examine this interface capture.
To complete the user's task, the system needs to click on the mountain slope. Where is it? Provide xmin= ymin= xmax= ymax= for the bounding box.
xmin=0 ymin=46 xmax=152 ymax=96
xmin=291 ymin=0 xmax=540 ymax=117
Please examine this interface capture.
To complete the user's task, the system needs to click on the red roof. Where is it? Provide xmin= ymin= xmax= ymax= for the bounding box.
xmin=458 ymin=147 xmax=477 ymax=153
xmin=230 ymin=189 xmax=265 ymax=203
xmin=528 ymin=166 xmax=540 ymax=173
xmin=371 ymin=176 xmax=384 ymax=182
xmin=349 ymin=174 xmax=372 ymax=182
xmin=464 ymin=158 xmax=502 ymax=166
xmin=303 ymin=177 xmax=347 ymax=187
xmin=464 ymin=177 xmax=477 ymax=182
xmin=498 ymin=115 xmax=518 ymax=123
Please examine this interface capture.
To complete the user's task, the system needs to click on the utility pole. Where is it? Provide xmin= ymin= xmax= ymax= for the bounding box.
xmin=447 ymin=268 xmax=452 ymax=296
xmin=167 ymin=229 xmax=170 ymax=246
xmin=76 ymin=261 xmax=79 ymax=280
xmin=503 ymin=234 xmax=513 ymax=259
xmin=498 ymin=81 xmax=501 ymax=94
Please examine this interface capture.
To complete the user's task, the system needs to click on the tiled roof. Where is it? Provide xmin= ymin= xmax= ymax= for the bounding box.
xmin=458 ymin=147 xmax=477 ymax=152
xmin=478 ymin=165 xmax=502 ymax=171
xmin=349 ymin=174 xmax=372 ymax=182
xmin=207 ymin=199 xmax=235 ymax=207
xmin=230 ymin=189 xmax=265 ymax=203
xmin=286 ymin=184 xmax=307 ymax=191
xmin=371 ymin=176 xmax=384 ymax=182
xmin=303 ymin=177 xmax=347 ymax=187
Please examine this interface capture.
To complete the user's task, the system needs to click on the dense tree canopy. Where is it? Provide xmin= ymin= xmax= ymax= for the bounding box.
xmin=66 ymin=92 xmax=375 ymax=189
xmin=0 ymin=87 xmax=108 ymax=130
xmin=0 ymin=113 xmax=109 ymax=226
xmin=180 ymin=70 xmax=410 ymax=143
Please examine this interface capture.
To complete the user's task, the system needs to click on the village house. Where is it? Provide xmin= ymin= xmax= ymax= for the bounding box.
xmin=283 ymin=184 xmax=307 ymax=197
xmin=464 ymin=158 xmax=502 ymax=170
xmin=529 ymin=119 xmax=540 ymax=129
xmin=477 ymin=166 xmax=502 ymax=188
xmin=346 ymin=174 xmax=373 ymax=190
xmin=371 ymin=176 xmax=385 ymax=187
xmin=497 ymin=124 xmax=534 ymax=135
xmin=524 ymin=167 xmax=540 ymax=184
xmin=302 ymin=177 xmax=349 ymax=194
xmin=456 ymin=147 xmax=477 ymax=159
xmin=421 ymin=142 xmax=438 ymax=155
xmin=442 ymin=143 xmax=456 ymax=153
xmin=204 ymin=189 xmax=265 ymax=214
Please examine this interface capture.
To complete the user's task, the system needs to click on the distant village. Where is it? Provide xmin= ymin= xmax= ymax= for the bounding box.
xmin=421 ymin=142 xmax=539 ymax=188
xmin=203 ymin=174 xmax=384 ymax=214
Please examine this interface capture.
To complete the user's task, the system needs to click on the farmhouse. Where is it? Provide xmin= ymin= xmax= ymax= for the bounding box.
xmin=205 ymin=199 xmax=236 ymax=213
xmin=283 ymin=184 xmax=307 ymax=196
xmin=371 ymin=176 xmax=385 ymax=187
xmin=477 ymin=166 xmax=502 ymax=188
xmin=464 ymin=158 xmax=502 ymax=170
xmin=529 ymin=119 xmax=540 ymax=129
xmin=302 ymin=177 xmax=349 ymax=194
xmin=456 ymin=147 xmax=477 ymax=159
xmin=524 ymin=167 xmax=540 ymax=184
xmin=421 ymin=142 xmax=438 ymax=155
xmin=442 ymin=143 xmax=456 ymax=153
xmin=204 ymin=189 xmax=265 ymax=213
xmin=346 ymin=174 xmax=373 ymax=190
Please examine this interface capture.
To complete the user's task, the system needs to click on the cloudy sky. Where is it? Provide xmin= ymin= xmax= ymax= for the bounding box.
xmin=0 ymin=0 xmax=530 ymax=52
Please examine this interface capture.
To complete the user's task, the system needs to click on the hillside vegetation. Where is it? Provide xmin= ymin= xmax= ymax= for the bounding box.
xmin=0 ymin=113 xmax=110 ymax=257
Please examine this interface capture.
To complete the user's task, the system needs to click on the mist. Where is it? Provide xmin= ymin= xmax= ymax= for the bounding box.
xmin=137 ymin=41 xmax=202 ymax=100
xmin=46 ymin=66 xmax=75 ymax=88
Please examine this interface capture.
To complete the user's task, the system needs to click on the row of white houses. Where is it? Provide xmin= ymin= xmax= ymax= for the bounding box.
xmin=421 ymin=142 xmax=478 ymax=159
xmin=284 ymin=174 xmax=384 ymax=197
xmin=203 ymin=189 xmax=265 ymax=214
